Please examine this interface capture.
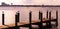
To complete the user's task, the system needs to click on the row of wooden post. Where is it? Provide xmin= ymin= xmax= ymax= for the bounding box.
xmin=29 ymin=10 xmax=58 ymax=29
xmin=2 ymin=10 xmax=58 ymax=29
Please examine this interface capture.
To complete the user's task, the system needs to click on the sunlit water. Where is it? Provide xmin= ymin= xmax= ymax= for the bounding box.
xmin=0 ymin=7 xmax=60 ymax=29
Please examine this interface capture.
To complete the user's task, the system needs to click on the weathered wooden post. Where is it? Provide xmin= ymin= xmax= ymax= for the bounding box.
xmin=29 ymin=11 xmax=32 ymax=29
xmin=17 ymin=11 xmax=20 ymax=22
xmin=46 ymin=11 xmax=48 ymax=19
xmin=46 ymin=11 xmax=49 ymax=27
xmin=48 ymin=11 xmax=52 ymax=28
xmin=15 ymin=11 xmax=20 ymax=29
xmin=38 ymin=11 xmax=43 ymax=29
xmin=39 ymin=11 xmax=41 ymax=19
xmin=2 ymin=11 xmax=4 ymax=25
xmin=15 ymin=12 xmax=17 ymax=26
xmin=56 ymin=10 xmax=58 ymax=27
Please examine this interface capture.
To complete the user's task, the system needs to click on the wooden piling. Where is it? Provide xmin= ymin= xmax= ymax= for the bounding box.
xmin=39 ymin=11 xmax=41 ymax=19
xmin=15 ymin=13 xmax=17 ymax=26
xmin=48 ymin=11 xmax=52 ymax=28
xmin=56 ymin=10 xmax=58 ymax=27
xmin=29 ymin=11 xmax=32 ymax=29
xmin=17 ymin=11 xmax=20 ymax=22
xmin=2 ymin=11 xmax=4 ymax=25
xmin=46 ymin=11 xmax=48 ymax=18
xmin=15 ymin=12 xmax=19 ymax=29
xmin=46 ymin=11 xmax=49 ymax=27
xmin=38 ymin=11 xmax=43 ymax=29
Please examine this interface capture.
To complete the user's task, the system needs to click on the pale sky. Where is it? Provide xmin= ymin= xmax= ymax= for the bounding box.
xmin=0 ymin=0 xmax=60 ymax=5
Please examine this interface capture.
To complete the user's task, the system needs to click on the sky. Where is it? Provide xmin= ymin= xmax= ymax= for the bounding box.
xmin=0 ymin=0 xmax=60 ymax=5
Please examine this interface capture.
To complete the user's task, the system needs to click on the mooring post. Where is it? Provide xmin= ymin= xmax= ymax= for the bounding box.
xmin=46 ymin=11 xmax=49 ymax=27
xmin=17 ymin=11 xmax=20 ymax=22
xmin=46 ymin=11 xmax=48 ymax=19
xmin=29 ymin=11 xmax=32 ymax=29
xmin=38 ymin=11 xmax=41 ymax=29
xmin=15 ymin=12 xmax=17 ymax=26
xmin=48 ymin=11 xmax=52 ymax=28
xmin=39 ymin=11 xmax=41 ymax=19
xmin=15 ymin=12 xmax=19 ymax=29
xmin=2 ymin=11 xmax=4 ymax=25
xmin=38 ymin=11 xmax=43 ymax=29
xmin=56 ymin=10 xmax=58 ymax=27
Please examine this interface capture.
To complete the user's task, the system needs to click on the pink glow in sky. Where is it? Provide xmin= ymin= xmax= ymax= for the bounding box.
xmin=0 ymin=0 xmax=60 ymax=5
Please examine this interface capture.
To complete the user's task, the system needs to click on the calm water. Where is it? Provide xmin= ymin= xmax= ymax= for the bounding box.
xmin=0 ymin=7 xmax=60 ymax=29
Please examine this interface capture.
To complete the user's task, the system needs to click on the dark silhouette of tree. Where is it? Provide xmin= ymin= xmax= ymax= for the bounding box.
xmin=1 ymin=2 xmax=9 ymax=5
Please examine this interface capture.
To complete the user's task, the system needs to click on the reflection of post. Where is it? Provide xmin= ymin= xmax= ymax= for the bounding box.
xmin=38 ymin=11 xmax=43 ymax=29
xmin=56 ymin=10 xmax=58 ymax=27
xmin=29 ymin=11 xmax=32 ymax=29
xmin=48 ymin=11 xmax=52 ymax=28
xmin=2 ymin=11 xmax=4 ymax=25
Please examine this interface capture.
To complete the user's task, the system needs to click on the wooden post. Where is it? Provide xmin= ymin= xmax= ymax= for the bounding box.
xmin=15 ymin=12 xmax=19 ymax=29
xmin=15 ymin=11 xmax=20 ymax=26
xmin=15 ymin=13 xmax=17 ymax=26
xmin=2 ymin=11 xmax=4 ymax=25
xmin=46 ymin=11 xmax=49 ymax=27
xmin=39 ymin=11 xmax=41 ymax=19
xmin=38 ymin=11 xmax=43 ymax=29
xmin=48 ymin=11 xmax=52 ymax=28
xmin=17 ymin=11 xmax=20 ymax=22
xmin=56 ymin=10 xmax=58 ymax=27
xmin=46 ymin=11 xmax=48 ymax=18
xmin=29 ymin=11 xmax=32 ymax=29
xmin=40 ymin=12 xmax=43 ymax=29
